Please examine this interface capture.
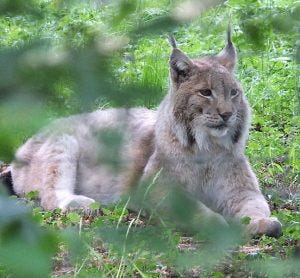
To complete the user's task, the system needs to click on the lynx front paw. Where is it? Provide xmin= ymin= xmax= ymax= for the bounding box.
xmin=246 ymin=217 xmax=282 ymax=238
xmin=59 ymin=195 xmax=96 ymax=210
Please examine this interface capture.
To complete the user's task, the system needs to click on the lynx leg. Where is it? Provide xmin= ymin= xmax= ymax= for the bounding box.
xmin=195 ymin=201 xmax=228 ymax=229
xmin=215 ymin=160 xmax=282 ymax=238
xmin=141 ymin=151 xmax=161 ymax=181
xmin=232 ymin=193 xmax=281 ymax=238
xmin=37 ymin=135 xmax=95 ymax=210
xmin=140 ymin=162 xmax=228 ymax=232
xmin=220 ymin=188 xmax=282 ymax=238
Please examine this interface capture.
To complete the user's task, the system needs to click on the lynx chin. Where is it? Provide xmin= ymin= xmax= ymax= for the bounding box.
xmin=11 ymin=30 xmax=282 ymax=238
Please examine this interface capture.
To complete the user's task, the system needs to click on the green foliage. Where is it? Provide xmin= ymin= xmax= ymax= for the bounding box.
xmin=0 ymin=0 xmax=299 ymax=277
xmin=0 ymin=197 xmax=58 ymax=277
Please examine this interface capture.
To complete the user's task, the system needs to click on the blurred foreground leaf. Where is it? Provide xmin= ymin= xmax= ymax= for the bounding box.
xmin=0 ymin=197 xmax=58 ymax=277
xmin=0 ymin=0 xmax=41 ymax=16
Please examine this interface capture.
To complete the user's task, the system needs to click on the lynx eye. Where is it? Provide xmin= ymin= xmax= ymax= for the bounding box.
xmin=199 ymin=89 xmax=212 ymax=97
xmin=230 ymin=89 xmax=239 ymax=98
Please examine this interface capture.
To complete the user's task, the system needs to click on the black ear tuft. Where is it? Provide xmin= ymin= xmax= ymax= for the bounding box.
xmin=215 ymin=25 xmax=237 ymax=72
xmin=168 ymin=34 xmax=178 ymax=49
xmin=227 ymin=24 xmax=233 ymax=47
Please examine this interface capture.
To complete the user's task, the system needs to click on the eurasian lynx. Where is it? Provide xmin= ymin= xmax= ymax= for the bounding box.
xmin=11 ymin=31 xmax=282 ymax=237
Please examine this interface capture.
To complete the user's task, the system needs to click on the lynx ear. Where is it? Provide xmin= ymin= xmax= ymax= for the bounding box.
xmin=215 ymin=27 xmax=237 ymax=72
xmin=169 ymin=35 xmax=193 ymax=84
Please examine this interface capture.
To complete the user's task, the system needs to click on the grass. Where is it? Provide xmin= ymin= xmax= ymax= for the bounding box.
xmin=0 ymin=0 xmax=299 ymax=277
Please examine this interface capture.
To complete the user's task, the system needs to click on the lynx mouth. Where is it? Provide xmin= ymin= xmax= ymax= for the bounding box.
xmin=208 ymin=124 xmax=227 ymax=130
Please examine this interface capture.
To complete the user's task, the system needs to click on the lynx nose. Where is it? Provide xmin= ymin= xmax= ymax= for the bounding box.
xmin=220 ymin=112 xmax=232 ymax=122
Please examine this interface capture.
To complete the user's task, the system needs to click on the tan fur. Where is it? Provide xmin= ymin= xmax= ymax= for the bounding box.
xmin=11 ymin=33 xmax=282 ymax=237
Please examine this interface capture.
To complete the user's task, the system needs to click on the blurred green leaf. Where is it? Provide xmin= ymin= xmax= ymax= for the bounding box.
xmin=0 ymin=197 xmax=58 ymax=277
xmin=0 ymin=0 xmax=41 ymax=16
xmin=89 ymin=201 xmax=101 ymax=210
xmin=67 ymin=211 xmax=81 ymax=224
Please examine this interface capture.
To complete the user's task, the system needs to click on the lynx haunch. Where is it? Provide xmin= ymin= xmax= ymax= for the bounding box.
xmin=11 ymin=31 xmax=282 ymax=238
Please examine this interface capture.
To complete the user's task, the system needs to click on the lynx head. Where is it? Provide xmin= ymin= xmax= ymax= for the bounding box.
xmin=168 ymin=30 xmax=249 ymax=150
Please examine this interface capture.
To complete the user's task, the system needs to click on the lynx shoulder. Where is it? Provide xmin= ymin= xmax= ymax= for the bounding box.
xmin=11 ymin=30 xmax=282 ymax=238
